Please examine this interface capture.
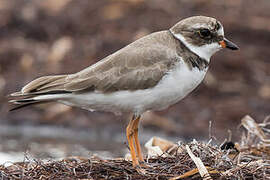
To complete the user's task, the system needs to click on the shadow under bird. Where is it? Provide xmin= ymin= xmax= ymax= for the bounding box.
xmin=9 ymin=16 xmax=239 ymax=168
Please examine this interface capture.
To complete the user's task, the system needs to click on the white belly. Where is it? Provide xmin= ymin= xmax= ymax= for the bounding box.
xmin=58 ymin=60 xmax=208 ymax=115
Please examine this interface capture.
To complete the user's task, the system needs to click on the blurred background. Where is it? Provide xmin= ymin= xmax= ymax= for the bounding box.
xmin=0 ymin=0 xmax=269 ymax=163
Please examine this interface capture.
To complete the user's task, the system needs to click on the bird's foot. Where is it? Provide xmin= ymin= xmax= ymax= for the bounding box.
xmin=138 ymin=160 xmax=150 ymax=168
xmin=135 ymin=165 xmax=147 ymax=175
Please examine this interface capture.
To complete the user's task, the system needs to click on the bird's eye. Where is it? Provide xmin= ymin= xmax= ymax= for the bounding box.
xmin=199 ymin=29 xmax=211 ymax=38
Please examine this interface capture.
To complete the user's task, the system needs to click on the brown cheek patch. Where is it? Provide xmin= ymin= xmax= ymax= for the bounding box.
xmin=211 ymin=33 xmax=222 ymax=44
xmin=182 ymin=31 xmax=209 ymax=46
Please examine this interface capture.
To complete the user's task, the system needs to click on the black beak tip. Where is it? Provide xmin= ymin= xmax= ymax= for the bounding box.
xmin=229 ymin=45 xmax=239 ymax=51
xmin=224 ymin=38 xmax=239 ymax=50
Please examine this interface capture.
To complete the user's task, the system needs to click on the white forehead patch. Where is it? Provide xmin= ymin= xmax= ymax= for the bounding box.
xmin=217 ymin=26 xmax=224 ymax=36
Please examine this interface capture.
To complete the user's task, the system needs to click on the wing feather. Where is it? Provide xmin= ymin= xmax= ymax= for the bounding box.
xmin=13 ymin=31 xmax=179 ymax=95
xmin=65 ymin=42 xmax=178 ymax=92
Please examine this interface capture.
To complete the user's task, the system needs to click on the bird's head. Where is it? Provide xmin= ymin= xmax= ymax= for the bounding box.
xmin=170 ymin=16 xmax=239 ymax=61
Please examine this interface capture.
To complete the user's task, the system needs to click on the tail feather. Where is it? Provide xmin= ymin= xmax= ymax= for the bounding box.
xmin=22 ymin=75 xmax=67 ymax=93
xmin=10 ymin=90 xmax=71 ymax=97
xmin=9 ymin=75 xmax=72 ymax=111
xmin=9 ymin=98 xmax=36 ymax=104
xmin=9 ymin=100 xmax=47 ymax=111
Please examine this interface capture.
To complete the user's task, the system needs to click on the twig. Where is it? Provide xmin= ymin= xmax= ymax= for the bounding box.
xmin=185 ymin=145 xmax=212 ymax=180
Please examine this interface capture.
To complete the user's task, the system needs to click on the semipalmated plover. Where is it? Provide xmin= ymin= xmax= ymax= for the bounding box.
xmin=10 ymin=16 xmax=239 ymax=167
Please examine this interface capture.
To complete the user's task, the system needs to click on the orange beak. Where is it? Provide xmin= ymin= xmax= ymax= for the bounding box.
xmin=219 ymin=40 xmax=226 ymax=48
xmin=219 ymin=38 xmax=239 ymax=50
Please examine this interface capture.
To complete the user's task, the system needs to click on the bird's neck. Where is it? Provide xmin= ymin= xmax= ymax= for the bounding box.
xmin=168 ymin=30 xmax=209 ymax=71
xmin=169 ymin=30 xmax=216 ymax=62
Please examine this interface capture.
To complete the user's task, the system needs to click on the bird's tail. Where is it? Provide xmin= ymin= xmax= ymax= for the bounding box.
xmin=9 ymin=75 xmax=71 ymax=111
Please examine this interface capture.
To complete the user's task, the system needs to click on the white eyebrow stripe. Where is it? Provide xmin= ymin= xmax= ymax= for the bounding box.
xmin=191 ymin=23 xmax=209 ymax=29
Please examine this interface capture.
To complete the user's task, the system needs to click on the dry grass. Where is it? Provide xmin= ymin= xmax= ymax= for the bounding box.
xmin=1 ymin=115 xmax=270 ymax=179
xmin=0 ymin=142 xmax=233 ymax=179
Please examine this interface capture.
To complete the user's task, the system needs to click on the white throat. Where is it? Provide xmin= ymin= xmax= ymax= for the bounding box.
xmin=173 ymin=33 xmax=222 ymax=62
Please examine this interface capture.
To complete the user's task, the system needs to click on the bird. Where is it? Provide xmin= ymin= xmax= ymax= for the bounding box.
xmin=9 ymin=16 xmax=239 ymax=168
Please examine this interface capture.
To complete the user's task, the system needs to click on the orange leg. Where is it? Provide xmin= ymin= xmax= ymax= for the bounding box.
xmin=133 ymin=116 xmax=144 ymax=162
xmin=126 ymin=117 xmax=139 ymax=167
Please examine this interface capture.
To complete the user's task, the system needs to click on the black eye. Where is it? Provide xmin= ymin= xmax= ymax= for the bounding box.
xmin=199 ymin=29 xmax=211 ymax=38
